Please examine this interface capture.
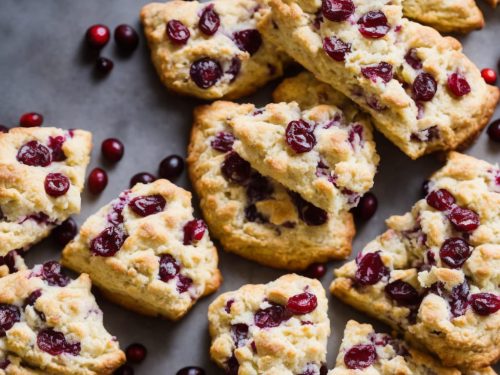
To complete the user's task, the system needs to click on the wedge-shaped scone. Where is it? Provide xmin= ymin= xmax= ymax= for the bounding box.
xmin=0 ymin=262 xmax=125 ymax=375
xmin=61 ymin=179 xmax=221 ymax=320
xmin=140 ymin=0 xmax=288 ymax=100
xmin=330 ymin=152 xmax=500 ymax=369
xmin=258 ymin=0 xmax=499 ymax=159
xmin=208 ymin=274 xmax=330 ymax=374
xmin=0 ymin=127 xmax=92 ymax=255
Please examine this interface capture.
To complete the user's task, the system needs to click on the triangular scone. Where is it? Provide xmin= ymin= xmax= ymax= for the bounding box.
xmin=0 ymin=250 xmax=27 ymax=279
xmin=61 ymin=179 xmax=221 ymax=320
xmin=0 ymin=262 xmax=125 ymax=375
xmin=0 ymin=127 xmax=92 ymax=255
xmin=208 ymin=274 xmax=330 ymax=374
xmin=330 ymin=153 xmax=500 ymax=369
xmin=188 ymin=100 xmax=354 ymax=270
xmin=140 ymin=0 xmax=288 ymax=100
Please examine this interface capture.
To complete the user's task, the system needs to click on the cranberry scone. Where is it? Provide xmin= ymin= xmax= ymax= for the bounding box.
xmin=0 ymin=127 xmax=92 ymax=255
xmin=140 ymin=0 xmax=288 ymax=100
xmin=188 ymin=99 xmax=354 ymax=270
xmin=61 ymin=179 xmax=221 ymax=320
xmin=208 ymin=274 xmax=330 ymax=375
xmin=330 ymin=152 xmax=500 ymax=369
xmin=0 ymin=261 xmax=125 ymax=374
xmin=258 ymin=0 xmax=500 ymax=159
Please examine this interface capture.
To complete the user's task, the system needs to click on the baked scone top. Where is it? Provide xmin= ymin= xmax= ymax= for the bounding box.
xmin=208 ymin=274 xmax=330 ymax=375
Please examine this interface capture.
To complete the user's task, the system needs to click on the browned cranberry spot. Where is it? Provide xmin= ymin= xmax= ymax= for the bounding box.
xmin=361 ymin=62 xmax=393 ymax=83
xmin=0 ymin=250 xmax=20 ymax=274
xmin=167 ymin=20 xmax=190 ymax=44
xmin=440 ymin=238 xmax=472 ymax=269
xmin=24 ymin=289 xmax=42 ymax=307
xmin=233 ymin=29 xmax=262 ymax=55
xmin=17 ymin=141 xmax=52 ymax=167
xmin=225 ymin=299 xmax=235 ymax=314
xmin=385 ymin=280 xmax=420 ymax=306
xmin=354 ymin=251 xmax=388 ymax=286
xmin=48 ymin=136 xmax=67 ymax=162
xmin=176 ymin=274 xmax=193 ymax=293
xmin=447 ymin=73 xmax=471 ymax=97
xmin=412 ymin=72 xmax=437 ymax=102
xmin=344 ymin=344 xmax=377 ymax=369
xmin=321 ymin=0 xmax=355 ymax=22
xmin=448 ymin=206 xmax=479 ymax=232
xmin=37 ymin=261 xmax=70 ymax=287
xmin=37 ymin=328 xmax=81 ymax=356
xmin=426 ymin=189 xmax=455 ymax=211
xmin=128 ymin=195 xmax=166 ymax=217
xmin=211 ymin=132 xmax=235 ymax=152
xmin=410 ymin=126 xmax=439 ymax=142
xmin=357 ymin=11 xmax=390 ymax=39
xmin=231 ymin=323 xmax=249 ymax=348
xmin=45 ymin=173 xmax=70 ymax=197
xmin=90 ymin=225 xmax=128 ymax=257
xmin=404 ymin=49 xmax=422 ymax=70
xmin=286 ymin=292 xmax=318 ymax=314
xmin=159 ymin=254 xmax=180 ymax=282
xmin=221 ymin=151 xmax=252 ymax=185
xmin=470 ymin=293 xmax=500 ymax=316
xmin=190 ymin=58 xmax=222 ymax=89
xmin=323 ymin=36 xmax=351 ymax=62
xmin=0 ymin=304 xmax=20 ymax=337
xmin=254 ymin=304 xmax=289 ymax=328
xmin=285 ymin=120 xmax=316 ymax=153
xmin=183 ymin=219 xmax=207 ymax=245
xmin=199 ymin=4 xmax=220 ymax=36
xmin=348 ymin=124 xmax=364 ymax=148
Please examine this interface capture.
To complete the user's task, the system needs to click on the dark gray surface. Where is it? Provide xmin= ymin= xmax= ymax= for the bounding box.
xmin=0 ymin=1 xmax=498 ymax=373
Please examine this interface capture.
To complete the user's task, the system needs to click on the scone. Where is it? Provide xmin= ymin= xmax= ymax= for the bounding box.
xmin=330 ymin=152 xmax=500 ymax=369
xmin=0 ymin=250 xmax=26 ymax=279
xmin=61 ymin=179 xmax=221 ymax=320
xmin=140 ymin=0 xmax=288 ymax=100
xmin=0 ymin=127 xmax=92 ymax=255
xmin=258 ymin=0 xmax=500 ymax=159
xmin=0 ymin=262 xmax=125 ymax=375
xmin=188 ymin=100 xmax=354 ymax=270
xmin=208 ymin=274 xmax=330 ymax=375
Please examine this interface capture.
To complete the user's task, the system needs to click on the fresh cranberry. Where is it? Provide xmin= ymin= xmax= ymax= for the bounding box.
xmin=199 ymin=4 xmax=220 ymax=36
xmin=114 ymin=24 xmax=139 ymax=53
xmin=447 ymin=73 xmax=471 ymax=97
xmin=354 ymin=252 xmax=388 ymax=286
xmin=231 ymin=323 xmax=249 ymax=348
xmin=226 ymin=57 xmax=241 ymax=82
xmin=357 ymin=11 xmax=390 ymax=39
xmin=159 ymin=155 xmax=184 ymax=180
xmin=24 ymin=289 xmax=42 ymax=307
xmin=470 ymin=293 xmax=500 ymax=316
xmin=45 ymin=173 xmax=70 ymax=198
xmin=353 ymin=192 xmax=378 ymax=221
xmin=48 ymin=136 xmax=67 ymax=162
xmin=86 ymin=24 xmax=110 ymax=49
xmin=448 ymin=281 xmax=469 ymax=317
xmin=19 ymin=112 xmax=44 ymax=127
xmin=440 ymin=237 xmax=471 ymax=268
xmin=159 ymin=254 xmax=180 ymax=281
xmin=286 ymin=292 xmax=318 ymax=314
xmin=129 ymin=195 xmax=166 ymax=217
xmin=221 ymin=151 xmax=251 ymax=185
xmin=176 ymin=274 xmax=193 ymax=293
xmin=344 ymin=344 xmax=377 ymax=369
xmin=481 ymin=68 xmax=497 ymax=85
xmin=39 ymin=261 xmax=70 ymax=287
xmin=17 ymin=141 xmax=52 ymax=167
xmin=101 ymin=138 xmax=124 ymax=162
xmin=211 ymin=132 xmax=235 ymax=152
xmin=290 ymin=192 xmax=328 ymax=226
xmin=114 ymin=365 xmax=134 ymax=375
xmin=254 ymin=304 xmax=288 ymax=328
xmin=246 ymin=173 xmax=273 ymax=202
xmin=323 ymin=36 xmax=351 ymax=62
xmin=385 ymin=280 xmax=420 ymax=306
xmin=90 ymin=226 xmax=127 ymax=257
xmin=303 ymin=263 xmax=327 ymax=279
xmin=412 ymin=73 xmax=437 ymax=102
xmin=448 ymin=206 xmax=479 ymax=232
xmin=95 ymin=57 xmax=114 ymax=74
xmin=190 ymin=58 xmax=222 ymax=89
xmin=0 ymin=304 xmax=21 ymax=337
xmin=426 ymin=189 xmax=455 ymax=211
xmin=167 ymin=20 xmax=190 ymax=44
xmin=361 ymin=62 xmax=393 ymax=83
xmin=404 ymin=49 xmax=422 ymax=70
xmin=322 ymin=0 xmax=355 ymax=21
xmin=285 ymin=120 xmax=316 ymax=153
xmin=176 ymin=367 xmax=206 ymax=375
xmin=233 ymin=29 xmax=262 ymax=55
xmin=183 ymin=219 xmax=207 ymax=245
xmin=487 ymin=119 xmax=500 ymax=142
xmin=0 ymin=125 xmax=9 ymax=133
xmin=130 ymin=172 xmax=156 ymax=188
xmin=126 ymin=343 xmax=147 ymax=363
xmin=88 ymin=168 xmax=108 ymax=194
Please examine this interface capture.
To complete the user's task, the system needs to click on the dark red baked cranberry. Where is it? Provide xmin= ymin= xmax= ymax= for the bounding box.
xmin=447 ymin=73 xmax=471 ymax=97
xmin=322 ymin=0 xmax=355 ymax=21
xmin=39 ymin=261 xmax=70 ymax=287
xmin=90 ymin=226 xmax=127 ymax=257
xmin=290 ymin=192 xmax=328 ymax=226
xmin=167 ymin=20 xmax=190 ymax=44
xmin=412 ymin=72 xmax=437 ymax=102
xmin=129 ymin=195 xmax=166 ymax=217
xmin=199 ymin=4 xmax=220 ymax=36
xmin=130 ymin=172 xmax=156 ymax=188
xmin=190 ymin=58 xmax=222 ymax=89
xmin=48 ymin=136 xmax=67 ymax=162
xmin=20 ymin=112 xmax=44 ymax=127
xmin=254 ymin=304 xmax=288 ymax=328
xmin=0 ymin=304 xmax=20 ymax=337
xmin=101 ymin=138 xmax=124 ymax=162
xmin=361 ymin=62 xmax=393 ymax=83
xmin=323 ymin=36 xmax=351 ymax=62
xmin=244 ymin=204 xmax=268 ymax=223
xmin=221 ymin=151 xmax=251 ymax=185
xmin=45 ymin=173 xmax=70 ymax=197
xmin=369 ymin=333 xmax=391 ymax=346
xmin=303 ymin=263 xmax=327 ymax=279
xmin=354 ymin=251 xmax=388 ymax=286
xmin=21 ymin=212 xmax=53 ymax=225
xmin=426 ymin=189 xmax=455 ymax=211
xmin=226 ymin=57 xmax=241 ymax=82
xmin=176 ymin=367 xmax=206 ymax=375
xmin=481 ymin=68 xmax=497 ymax=85
xmin=440 ymin=237 xmax=471 ymax=268
xmin=86 ymin=24 xmax=110 ymax=49
xmin=286 ymin=292 xmax=318 ymax=314
xmin=246 ymin=173 xmax=273 ymax=202
xmin=159 ymin=155 xmax=184 ymax=180
xmin=385 ymin=280 xmax=420 ymax=306
xmin=108 ymin=192 xmax=130 ymax=225
xmin=0 ymin=360 xmax=9 ymax=370
xmin=0 ymin=250 xmax=20 ymax=274
xmin=159 ymin=254 xmax=180 ymax=281
xmin=449 ymin=281 xmax=469 ymax=317
xmin=183 ymin=219 xmax=207 ymax=245
xmin=37 ymin=328 xmax=80 ymax=356
xmin=95 ymin=57 xmax=114 ymax=74
xmin=353 ymin=192 xmax=378 ymax=221
xmin=114 ymin=365 xmax=134 ymax=375
xmin=114 ymin=24 xmax=139 ymax=53
xmin=299 ymin=363 xmax=328 ymax=375
xmin=24 ymin=289 xmax=42 ymax=308
xmin=17 ymin=141 xmax=52 ymax=167
xmin=226 ymin=355 xmax=239 ymax=375
xmin=448 ymin=206 xmax=479 ymax=232
xmin=286 ymin=120 xmax=316 ymax=153
xmin=487 ymin=119 xmax=500 ymax=142
xmin=0 ymin=125 xmax=8 ymax=133
xmin=233 ymin=29 xmax=262 ymax=55
xmin=357 ymin=11 xmax=390 ymax=39
xmin=225 ymin=299 xmax=235 ymax=313
xmin=344 ymin=344 xmax=377 ymax=369
xmin=88 ymin=168 xmax=108 ymax=194
xmin=404 ymin=49 xmax=422 ymax=70
xmin=211 ymin=132 xmax=235 ymax=152
xmin=231 ymin=323 xmax=249 ymax=348
xmin=470 ymin=293 xmax=500 ymax=316
xmin=176 ymin=274 xmax=193 ymax=293
xmin=126 ymin=342 xmax=147 ymax=363
xmin=348 ymin=124 xmax=364 ymax=149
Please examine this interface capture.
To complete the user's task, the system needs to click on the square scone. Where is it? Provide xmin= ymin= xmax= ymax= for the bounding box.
xmin=208 ymin=274 xmax=330 ymax=375
xmin=330 ymin=152 xmax=500 ymax=369
xmin=0 ymin=128 xmax=92 ymax=255
xmin=61 ymin=179 xmax=221 ymax=320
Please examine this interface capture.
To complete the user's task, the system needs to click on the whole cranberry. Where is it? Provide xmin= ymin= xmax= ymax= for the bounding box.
xmin=114 ymin=364 xmax=134 ymax=375
xmin=95 ymin=57 xmax=114 ymax=74
xmin=440 ymin=237 xmax=472 ymax=268
xmin=487 ymin=119 xmax=500 ymax=142
xmin=126 ymin=342 xmax=147 ymax=363
xmin=323 ymin=36 xmax=351 ymax=62
xmin=128 ymin=195 xmax=166 ymax=217
xmin=385 ymin=280 xmax=420 ymax=306
xmin=481 ymin=68 xmax=497 ymax=85
xmin=101 ymin=138 xmax=124 ymax=162
xmin=90 ymin=226 xmax=128 ymax=257
xmin=176 ymin=367 xmax=206 ymax=375
xmin=233 ymin=29 xmax=262 ymax=55
xmin=412 ymin=73 xmax=437 ymax=102
xmin=88 ymin=168 xmax=108 ymax=194
xmin=285 ymin=120 xmax=316 ymax=153
xmin=448 ymin=206 xmax=480 ymax=232
xmin=20 ymin=112 xmax=44 ymax=127
xmin=45 ymin=173 xmax=70 ymax=197
xmin=254 ymin=304 xmax=288 ymax=328
xmin=52 ymin=218 xmax=78 ymax=246
xmin=0 ymin=125 xmax=9 ymax=133
xmin=447 ymin=73 xmax=471 ymax=97
xmin=354 ymin=251 xmax=389 ymax=286
xmin=426 ymin=189 xmax=455 ymax=211
xmin=130 ymin=172 xmax=156 ymax=188
xmin=344 ymin=344 xmax=377 ymax=369
xmin=114 ymin=24 xmax=139 ymax=53
xmin=469 ymin=293 xmax=500 ymax=316
xmin=221 ymin=152 xmax=251 ymax=185
xmin=190 ymin=58 xmax=223 ymax=89
xmin=183 ymin=219 xmax=207 ymax=245
xmin=167 ymin=20 xmax=190 ymax=45
xmin=17 ymin=141 xmax=52 ymax=167
xmin=86 ymin=24 xmax=110 ymax=49
xmin=404 ymin=49 xmax=422 ymax=70
xmin=286 ymin=292 xmax=318 ymax=314
xmin=158 ymin=254 xmax=180 ymax=282
xmin=199 ymin=4 xmax=220 ymax=36
xmin=353 ymin=192 xmax=378 ymax=221
xmin=322 ymin=0 xmax=355 ymax=22
xmin=159 ymin=155 xmax=184 ymax=180
xmin=303 ymin=263 xmax=327 ymax=279
xmin=357 ymin=11 xmax=390 ymax=39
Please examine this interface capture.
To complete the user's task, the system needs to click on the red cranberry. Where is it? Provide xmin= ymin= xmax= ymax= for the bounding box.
xmin=88 ymin=168 xmax=108 ymax=194
xmin=244 ymin=204 xmax=268 ymax=223
xmin=449 ymin=281 xmax=469 ymax=317
xmin=233 ymin=29 xmax=262 ymax=55
xmin=447 ymin=73 xmax=471 ymax=97
xmin=101 ymin=138 xmax=124 ymax=162
xmin=323 ymin=36 xmax=351 ymax=62
xmin=86 ymin=24 xmax=110 ymax=49
xmin=45 ymin=173 xmax=70 ymax=197
xmin=90 ymin=226 xmax=127 ymax=257
xmin=52 ymin=218 xmax=77 ymax=246
xmin=38 ymin=328 xmax=81 ymax=355
xmin=176 ymin=274 xmax=193 ymax=293
xmin=488 ymin=119 xmax=500 ymax=142
xmin=177 ymin=367 xmax=205 ymax=375
xmin=448 ymin=206 xmax=479 ymax=232
xmin=48 ymin=136 xmax=67 ymax=162
xmin=114 ymin=365 xmax=134 ymax=375
xmin=95 ymin=57 xmax=114 ymax=74
xmin=322 ymin=0 xmax=355 ymax=22
xmin=0 ymin=125 xmax=9 ymax=133
xmin=183 ymin=219 xmax=207 ymax=245
xmin=404 ymin=49 xmax=422 ymax=70
xmin=231 ymin=323 xmax=249 ymax=348
xmin=159 ymin=155 xmax=184 ymax=180
xmin=108 ymin=192 xmax=130 ymax=225
xmin=254 ymin=304 xmax=288 ymax=328
xmin=357 ymin=11 xmax=390 ymax=39
xmin=39 ymin=261 xmax=70 ymax=287
xmin=481 ymin=68 xmax=497 ymax=85
xmin=129 ymin=195 xmax=166 ymax=217
xmin=17 ymin=141 xmax=52 ymax=167
xmin=211 ymin=132 xmax=235 ymax=152
xmin=285 ymin=120 xmax=316 ymax=153
xmin=221 ymin=151 xmax=251 ymax=185
xmin=286 ymin=292 xmax=318 ymax=314
xmin=190 ymin=58 xmax=222 ymax=89
xmin=290 ymin=192 xmax=328 ymax=226
xmin=361 ymin=62 xmax=393 ymax=83
xmin=20 ymin=112 xmax=44 ymax=127
xmin=426 ymin=189 xmax=455 ymax=211
xmin=303 ymin=263 xmax=327 ymax=279
xmin=353 ymin=192 xmax=378 ymax=221
xmin=199 ymin=4 xmax=220 ymax=36
xmin=130 ymin=172 xmax=156 ymax=188
xmin=167 ymin=20 xmax=190 ymax=45
xmin=159 ymin=254 xmax=180 ymax=282
xmin=226 ymin=355 xmax=239 ymax=375
xmin=470 ymin=293 xmax=500 ymax=316
xmin=126 ymin=343 xmax=147 ymax=363
xmin=354 ymin=252 xmax=388 ymax=286
xmin=412 ymin=73 xmax=437 ymax=102
xmin=440 ymin=238 xmax=471 ymax=268
xmin=23 ymin=289 xmax=42 ymax=307
xmin=114 ymin=24 xmax=139 ymax=53
xmin=344 ymin=344 xmax=377 ymax=369
xmin=0 ymin=304 xmax=21 ymax=337
xmin=385 ymin=280 xmax=420 ymax=306
xmin=246 ymin=173 xmax=273 ymax=202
